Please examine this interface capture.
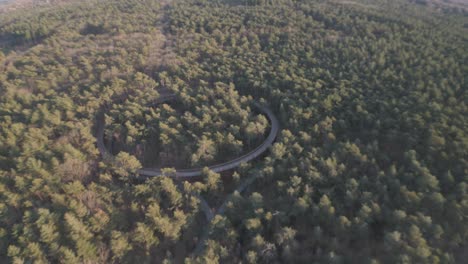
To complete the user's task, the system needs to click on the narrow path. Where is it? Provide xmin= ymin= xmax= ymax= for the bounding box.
xmin=196 ymin=193 xmax=215 ymax=222
xmin=95 ymin=94 xmax=279 ymax=179
xmin=192 ymin=173 xmax=259 ymax=256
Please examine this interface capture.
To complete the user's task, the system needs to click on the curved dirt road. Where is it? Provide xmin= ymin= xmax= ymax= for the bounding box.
xmin=96 ymin=94 xmax=279 ymax=179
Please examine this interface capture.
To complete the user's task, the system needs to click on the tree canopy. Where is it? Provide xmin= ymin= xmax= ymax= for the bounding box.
xmin=0 ymin=0 xmax=466 ymax=262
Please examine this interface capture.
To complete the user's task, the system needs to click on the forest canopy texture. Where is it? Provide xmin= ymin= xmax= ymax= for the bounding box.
xmin=0 ymin=0 xmax=467 ymax=263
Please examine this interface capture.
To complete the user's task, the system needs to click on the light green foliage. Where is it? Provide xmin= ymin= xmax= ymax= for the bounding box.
xmin=112 ymin=152 xmax=141 ymax=178
xmin=0 ymin=0 xmax=466 ymax=263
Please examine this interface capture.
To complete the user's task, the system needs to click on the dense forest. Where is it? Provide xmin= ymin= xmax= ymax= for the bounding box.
xmin=0 ymin=0 xmax=466 ymax=263
xmin=103 ymin=82 xmax=269 ymax=168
